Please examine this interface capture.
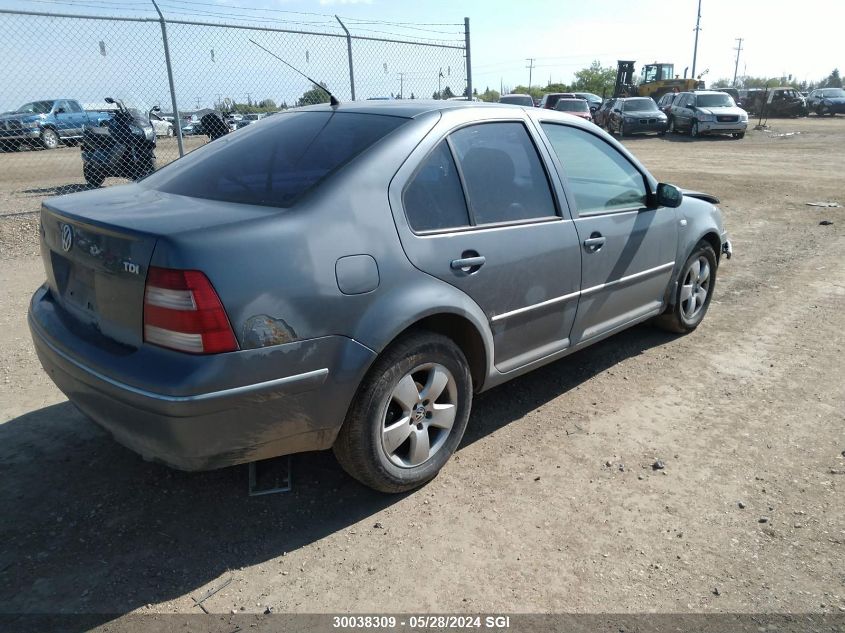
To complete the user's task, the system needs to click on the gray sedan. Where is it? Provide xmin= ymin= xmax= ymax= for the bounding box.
xmin=28 ymin=101 xmax=731 ymax=493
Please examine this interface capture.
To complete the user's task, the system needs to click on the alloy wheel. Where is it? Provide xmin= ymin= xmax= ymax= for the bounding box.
xmin=680 ymin=256 xmax=710 ymax=320
xmin=380 ymin=363 xmax=457 ymax=468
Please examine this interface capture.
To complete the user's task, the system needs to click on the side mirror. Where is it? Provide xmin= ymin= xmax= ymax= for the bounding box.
xmin=54 ymin=107 xmax=65 ymax=114
xmin=656 ymin=183 xmax=683 ymax=208
xmin=151 ymin=105 xmax=161 ymax=113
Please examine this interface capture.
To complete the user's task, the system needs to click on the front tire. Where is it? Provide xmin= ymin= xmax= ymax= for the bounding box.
xmin=333 ymin=331 xmax=472 ymax=493
xmin=732 ymin=132 xmax=745 ymax=139
xmin=655 ymin=242 xmax=718 ymax=334
xmin=690 ymin=121 xmax=700 ymax=138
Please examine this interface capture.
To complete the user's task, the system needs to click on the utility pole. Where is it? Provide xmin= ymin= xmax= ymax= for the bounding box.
xmin=691 ymin=0 xmax=702 ymax=79
xmin=526 ymin=58 xmax=535 ymax=90
xmin=398 ymin=73 xmax=405 ymax=99
xmin=732 ymin=37 xmax=744 ymax=87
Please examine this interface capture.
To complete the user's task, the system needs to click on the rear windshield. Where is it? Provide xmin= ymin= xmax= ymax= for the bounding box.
xmin=499 ymin=95 xmax=533 ymax=106
xmin=695 ymin=94 xmax=735 ymax=107
xmin=555 ymin=100 xmax=589 ymax=112
xmin=143 ymin=111 xmax=406 ymax=208
xmin=622 ymin=98 xmax=658 ymax=112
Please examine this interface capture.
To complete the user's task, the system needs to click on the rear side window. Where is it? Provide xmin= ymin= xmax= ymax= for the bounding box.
xmin=449 ymin=122 xmax=556 ymax=225
xmin=143 ymin=112 xmax=406 ymax=208
xmin=404 ymin=141 xmax=470 ymax=232
xmin=541 ymin=123 xmax=647 ymax=215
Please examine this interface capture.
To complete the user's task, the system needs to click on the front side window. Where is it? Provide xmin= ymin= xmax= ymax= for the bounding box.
xmin=143 ymin=111 xmax=406 ymax=208
xmin=67 ymin=101 xmax=84 ymax=113
xmin=449 ymin=122 xmax=557 ymax=225
xmin=541 ymin=123 xmax=647 ymax=215
xmin=403 ymin=141 xmax=470 ymax=232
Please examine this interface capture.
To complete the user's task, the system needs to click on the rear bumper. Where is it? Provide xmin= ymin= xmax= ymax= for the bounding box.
xmin=29 ymin=285 xmax=375 ymax=470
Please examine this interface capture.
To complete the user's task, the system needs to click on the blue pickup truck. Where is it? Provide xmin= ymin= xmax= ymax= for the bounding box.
xmin=0 ymin=99 xmax=110 ymax=150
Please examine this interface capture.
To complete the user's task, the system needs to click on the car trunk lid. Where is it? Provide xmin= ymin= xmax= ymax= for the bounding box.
xmin=39 ymin=184 xmax=276 ymax=349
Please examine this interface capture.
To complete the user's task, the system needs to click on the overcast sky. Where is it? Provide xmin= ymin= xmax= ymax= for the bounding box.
xmin=0 ymin=0 xmax=842 ymax=111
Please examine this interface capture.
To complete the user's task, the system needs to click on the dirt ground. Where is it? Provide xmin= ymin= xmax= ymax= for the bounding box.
xmin=1 ymin=117 xmax=843 ymax=622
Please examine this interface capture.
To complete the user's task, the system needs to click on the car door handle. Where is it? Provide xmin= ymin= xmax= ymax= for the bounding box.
xmin=583 ymin=235 xmax=606 ymax=252
xmin=450 ymin=255 xmax=486 ymax=271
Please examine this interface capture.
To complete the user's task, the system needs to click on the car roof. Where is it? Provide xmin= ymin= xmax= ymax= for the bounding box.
xmin=292 ymin=100 xmax=538 ymax=119
xmin=500 ymin=93 xmax=532 ymax=98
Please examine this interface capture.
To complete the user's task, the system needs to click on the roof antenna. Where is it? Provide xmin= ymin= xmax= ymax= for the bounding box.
xmin=249 ymin=38 xmax=340 ymax=106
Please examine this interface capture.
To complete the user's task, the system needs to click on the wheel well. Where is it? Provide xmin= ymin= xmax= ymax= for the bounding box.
xmin=700 ymin=232 xmax=722 ymax=264
xmin=397 ymin=314 xmax=487 ymax=391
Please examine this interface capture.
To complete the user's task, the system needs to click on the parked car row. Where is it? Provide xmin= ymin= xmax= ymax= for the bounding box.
xmin=0 ymin=98 xmax=176 ymax=151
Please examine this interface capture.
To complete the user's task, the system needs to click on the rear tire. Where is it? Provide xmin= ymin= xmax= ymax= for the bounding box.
xmin=732 ymin=132 xmax=745 ymax=139
xmin=655 ymin=242 xmax=718 ymax=334
xmin=83 ymin=164 xmax=105 ymax=188
xmin=40 ymin=128 xmax=59 ymax=150
xmin=333 ymin=331 xmax=472 ymax=493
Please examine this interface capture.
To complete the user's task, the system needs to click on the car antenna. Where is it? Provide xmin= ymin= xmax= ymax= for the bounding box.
xmin=249 ymin=38 xmax=340 ymax=106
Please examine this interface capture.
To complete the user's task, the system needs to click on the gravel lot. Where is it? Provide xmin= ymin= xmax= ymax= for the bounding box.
xmin=1 ymin=118 xmax=843 ymax=620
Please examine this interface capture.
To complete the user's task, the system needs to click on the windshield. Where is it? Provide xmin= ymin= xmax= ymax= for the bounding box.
xmin=143 ymin=111 xmax=407 ymax=208
xmin=622 ymin=98 xmax=658 ymax=112
xmin=16 ymin=101 xmax=53 ymax=114
xmin=823 ymin=88 xmax=845 ymax=98
xmin=555 ymin=100 xmax=589 ymax=112
xmin=696 ymin=94 xmax=735 ymax=107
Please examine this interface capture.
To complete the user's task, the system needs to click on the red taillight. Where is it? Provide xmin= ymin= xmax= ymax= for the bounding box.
xmin=143 ymin=266 xmax=238 ymax=354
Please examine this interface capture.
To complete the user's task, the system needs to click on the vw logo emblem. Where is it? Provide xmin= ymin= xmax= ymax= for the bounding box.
xmin=413 ymin=404 xmax=426 ymax=422
xmin=60 ymin=223 xmax=73 ymax=252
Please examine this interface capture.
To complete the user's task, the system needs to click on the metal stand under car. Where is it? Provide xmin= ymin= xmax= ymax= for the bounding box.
xmin=248 ymin=455 xmax=292 ymax=496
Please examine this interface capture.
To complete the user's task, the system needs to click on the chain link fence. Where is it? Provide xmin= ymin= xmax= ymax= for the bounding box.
xmin=0 ymin=5 xmax=469 ymax=216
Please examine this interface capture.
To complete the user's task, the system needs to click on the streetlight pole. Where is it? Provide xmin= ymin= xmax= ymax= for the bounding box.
xmin=732 ymin=38 xmax=744 ymax=87
xmin=526 ymin=58 xmax=535 ymax=89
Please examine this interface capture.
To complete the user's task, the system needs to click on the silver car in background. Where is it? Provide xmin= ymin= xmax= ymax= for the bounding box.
xmin=29 ymin=101 xmax=731 ymax=493
xmin=668 ymin=90 xmax=749 ymax=139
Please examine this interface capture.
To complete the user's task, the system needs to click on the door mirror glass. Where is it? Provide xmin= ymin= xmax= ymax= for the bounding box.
xmin=656 ymin=183 xmax=683 ymax=208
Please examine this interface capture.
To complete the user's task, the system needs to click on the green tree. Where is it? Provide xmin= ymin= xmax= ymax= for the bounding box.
xmin=478 ymin=87 xmax=501 ymax=102
xmin=296 ymin=83 xmax=331 ymax=107
xmin=544 ymin=82 xmax=571 ymax=93
xmin=441 ymin=86 xmax=455 ymax=99
xmin=511 ymin=84 xmax=544 ymax=100
xmin=571 ymin=61 xmax=616 ymax=96
xmin=820 ymin=68 xmax=842 ymax=88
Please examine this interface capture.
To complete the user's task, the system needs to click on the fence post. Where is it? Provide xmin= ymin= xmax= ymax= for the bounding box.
xmin=151 ymin=0 xmax=184 ymax=157
xmin=335 ymin=15 xmax=356 ymax=101
xmin=464 ymin=17 xmax=472 ymax=100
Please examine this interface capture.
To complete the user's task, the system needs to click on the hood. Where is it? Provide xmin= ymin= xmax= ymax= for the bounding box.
xmin=680 ymin=189 xmax=720 ymax=204
xmin=623 ymin=109 xmax=665 ymax=117
xmin=695 ymin=106 xmax=746 ymax=117
xmin=0 ymin=111 xmax=43 ymax=123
